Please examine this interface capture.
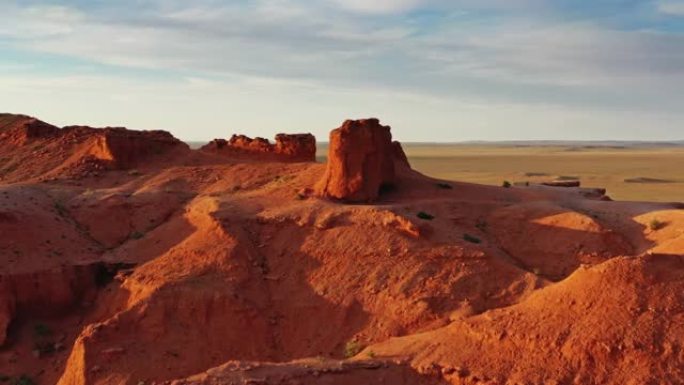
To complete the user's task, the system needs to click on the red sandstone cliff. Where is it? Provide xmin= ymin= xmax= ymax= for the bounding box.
xmin=315 ymin=118 xmax=400 ymax=203
xmin=202 ymin=133 xmax=316 ymax=162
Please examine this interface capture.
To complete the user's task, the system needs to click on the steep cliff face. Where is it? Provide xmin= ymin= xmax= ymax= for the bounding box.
xmin=201 ymin=133 xmax=316 ymax=162
xmin=274 ymin=133 xmax=316 ymax=161
xmin=228 ymin=134 xmax=273 ymax=152
xmin=315 ymin=119 xmax=397 ymax=203
xmin=83 ymin=127 xmax=187 ymax=170
xmin=0 ymin=265 xmax=101 ymax=346
xmin=392 ymin=141 xmax=411 ymax=169
xmin=0 ymin=113 xmax=59 ymax=145
xmin=0 ymin=115 xmax=189 ymax=182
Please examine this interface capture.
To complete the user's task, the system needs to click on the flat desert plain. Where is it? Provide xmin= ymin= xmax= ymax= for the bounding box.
xmin=318 ymin=144 xmax=684 ymax=202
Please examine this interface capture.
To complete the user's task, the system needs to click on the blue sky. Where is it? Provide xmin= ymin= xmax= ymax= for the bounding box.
xmin=1 ymin=0 xmax=683 ymax=142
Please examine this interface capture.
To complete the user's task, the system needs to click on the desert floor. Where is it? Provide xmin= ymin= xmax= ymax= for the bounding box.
xmin=314 ymin=144 xmax=684 ymax=203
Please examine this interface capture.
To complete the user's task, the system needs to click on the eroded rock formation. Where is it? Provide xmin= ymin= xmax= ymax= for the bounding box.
xmin=315 ymin=118 xmax=398 ymax=203
xmin=74 ymin=126 xmax=187 ymax=170
xmin=202 ymin=133 xmax=316 ymax=162
xmin=228 ymin=134 xmax=272 ymax=152
xmin=3 ymin=113 xmax=684 ymax=385
xmin=0 ymin=265 xmax=101 ymax=346
xmin=0 ymin=114 xmax=189 ymax=182
xmin=0 ymin=113 xmax=59 ymax=145
xmin=274 ymin=133 xmax=316 ymax=161
xmin=392 ymin=140 xmax=411 ymax=169
xmin=541 ymin=180 xmax=581 ymax=188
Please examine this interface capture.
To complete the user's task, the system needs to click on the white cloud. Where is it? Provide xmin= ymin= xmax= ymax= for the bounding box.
xmin=1 ymin=1 xmax=683 ymax=140
xmin=658 ymin=1 xmax=684 ymax=16
xmin=329 ymin=0 xmax=426 ymax=14
xmin=7 ymin=1 xmax=682 ymax=93
xmin=327 ymin=0 xmax=546 ymax=14
xmin=2 ymin=71 xmax=682 ymax=143
xmin=0 ymin=5 xmax=83 ymax=38
xmin=417 ymin=22 xmax=684 ymax=89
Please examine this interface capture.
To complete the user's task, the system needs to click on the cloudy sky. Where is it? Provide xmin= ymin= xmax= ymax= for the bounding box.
xmin=1 ymin=0 xmax=683 ymax=141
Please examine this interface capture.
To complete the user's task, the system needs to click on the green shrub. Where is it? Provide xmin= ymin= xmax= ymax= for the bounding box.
xmin=463 ymin=233 xmax=481 ymax=244
xmin=502 ymin=181 xmax=512 ymax=188
xmin=33 ymin=340 xmax=56 ymax=356
xmin=53 ymin=201 xmax=67 ymax=217
xmin=649 ymin=219 xmax=666 ymax=231
xmin=10 ymin=376 xmax=35 ymax=385
xmin=417 ymin=211 xmax=435 ymax=220
xmin=34 ymin=323 xmax=52 ymax=337
xmin=344 ymin=340 xmax=362 ymax=358
xmin=436 ymin=182 xmax=453 ymax=190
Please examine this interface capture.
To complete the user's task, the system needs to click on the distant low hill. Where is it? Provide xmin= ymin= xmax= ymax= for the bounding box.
xmin=191 ymin=140 xmax=684 ymax=149
xmin=452 ymin=140 xmax=684 ymax=148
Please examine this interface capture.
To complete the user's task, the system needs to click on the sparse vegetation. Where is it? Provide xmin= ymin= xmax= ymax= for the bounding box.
xmin=436 ymin=182 xmax=453 ymax=190
xmin=502 ymin=181 xmax=512 ymax=188
xmin=130 ymin=231 xmax=145 ymax=240
xmin=417 ymin=211 xmax=435 ymax=220
xmin=475 ymin=219 xmax=488 ymax=232
xmin=10 ymin=375 xmax=35 ymax=385
xmin=32 ymin=322 xmax=56 ymax=357
xmin=34 ymin=323 xmax=52 ymax=337
xmin=54 ymin=201 xmax=68 ymax=217
xmin=649 ymin=218 xmax=666 ymax=231
xmin=33 ymin=340 xmax=56 ymax=356
xmin=404 ymin=144 xmax=684 ymax=202
xmin=0 ymin=374 xmax=10 ymax=383
xmin=463 ymin=233 xmax=481 ymax=244
xmin=128 ymin=169 xmax=142 ymax=176
xmin=366 ymin=350 xmax=376 ymax=358
xmin=315 ymin=355 xmax=327 ymax=363
xmin=344 ymin=340 xmax=363 ymax=358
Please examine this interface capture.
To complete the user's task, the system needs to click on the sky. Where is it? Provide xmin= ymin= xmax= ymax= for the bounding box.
xmin=1 ymin=0 xmax=683 ymax=142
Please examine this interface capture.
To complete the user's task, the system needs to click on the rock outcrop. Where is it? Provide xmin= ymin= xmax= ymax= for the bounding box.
xmin=541 ymin=180 xmax=581 ymax=188
xmin=228 ymin=134 xmax=273 ymax=152
xmin=0 ymin=265 xmax=101 ymax=346
xmin=274 ymin=133 xmax=317 ymax=161
xmin=202 ymin=133 xmax=316 ymax=162
xmin=0 ymin=113 xmax=59 ymax=145
xmin=315 ymin=118 xmax=398 ymax=203
xmin=392 ymin=141 xmax=411 ymax=169
xmin=73 ymin=126 xmax=187 ymax=170
xmin=0 ymin=114 xmax=189 ymax=182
